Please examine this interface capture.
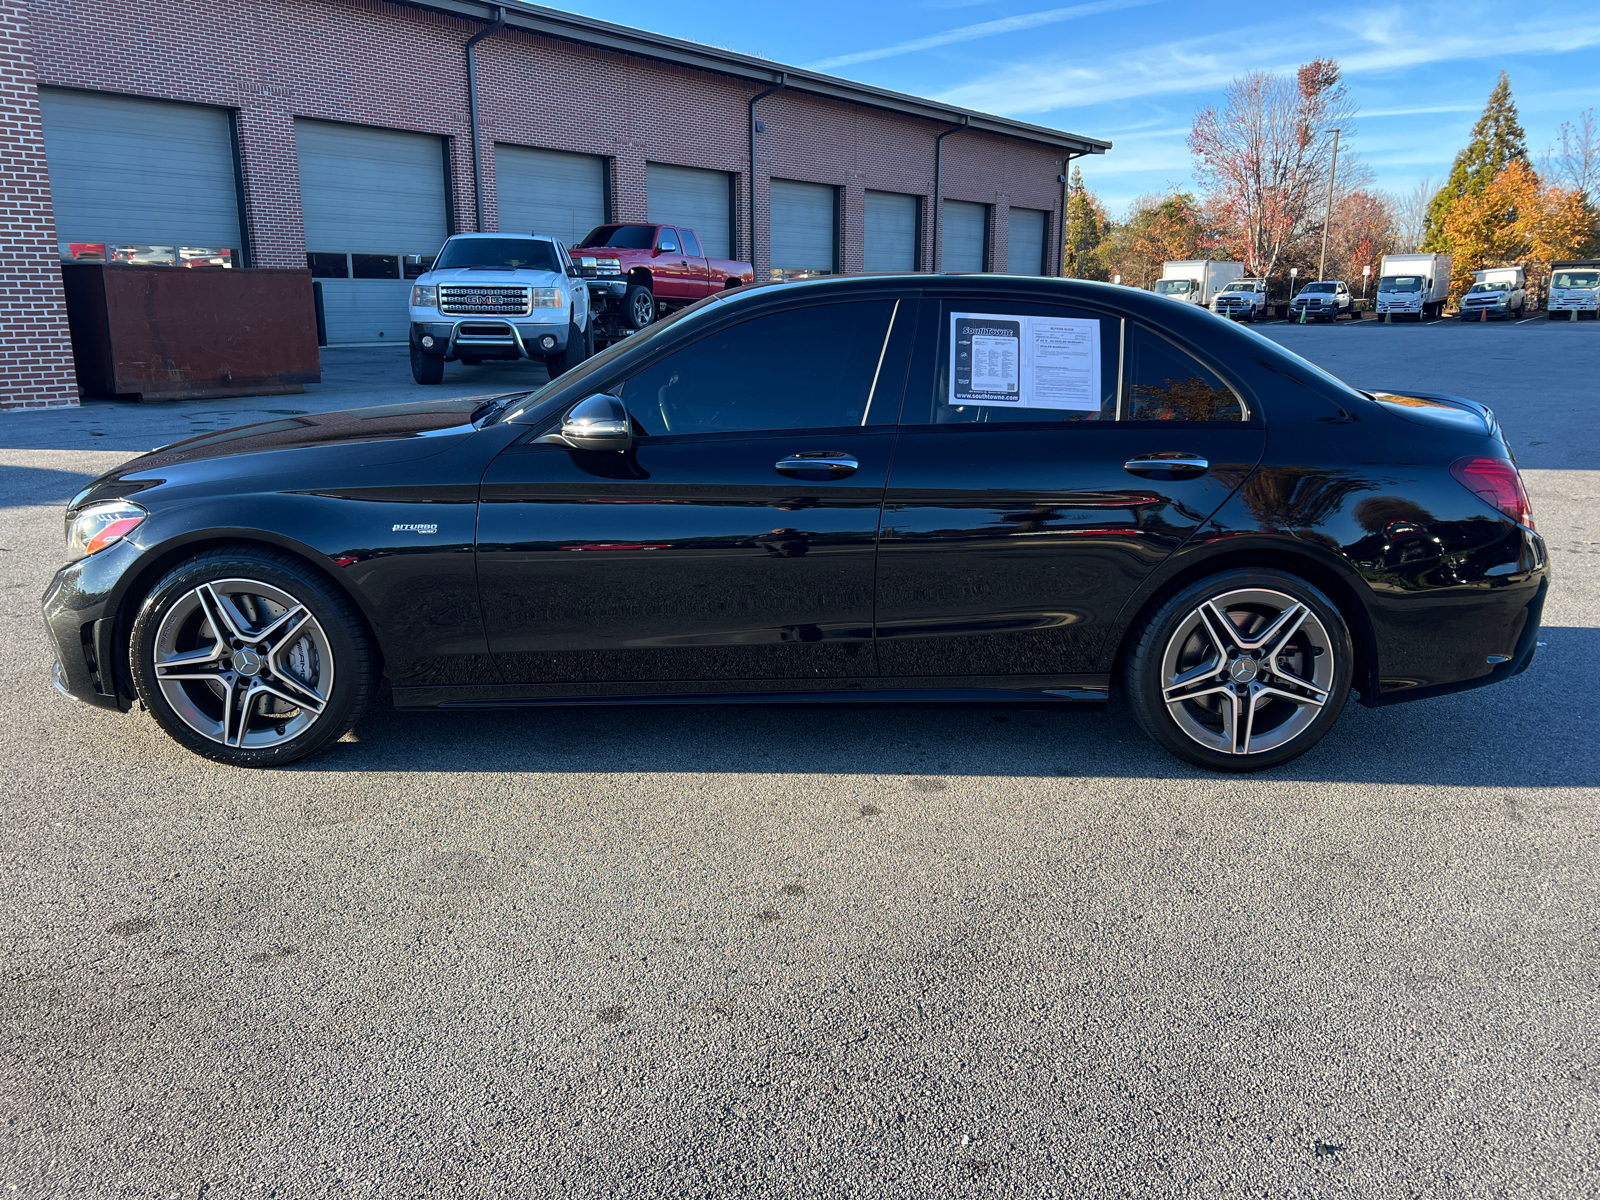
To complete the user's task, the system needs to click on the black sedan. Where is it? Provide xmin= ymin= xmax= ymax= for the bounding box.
xmin=43 ymin=276 xmax=1547 ymax=771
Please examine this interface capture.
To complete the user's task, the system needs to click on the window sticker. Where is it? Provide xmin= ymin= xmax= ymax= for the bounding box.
xmin=950 ymin=312 xmax=1101 ymax=411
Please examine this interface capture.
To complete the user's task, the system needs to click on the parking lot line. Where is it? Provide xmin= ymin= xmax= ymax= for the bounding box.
xmin=1518 ymin=316 xmax=1544 ymax=324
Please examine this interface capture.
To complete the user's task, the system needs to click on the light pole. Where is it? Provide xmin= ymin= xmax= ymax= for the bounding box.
xmin=1318 ymin=128 xmax=1342 ymax=283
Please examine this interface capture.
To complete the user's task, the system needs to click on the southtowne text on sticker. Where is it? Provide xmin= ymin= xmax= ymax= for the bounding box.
xmin=950 ymin=312 xmax=1101 ymax=410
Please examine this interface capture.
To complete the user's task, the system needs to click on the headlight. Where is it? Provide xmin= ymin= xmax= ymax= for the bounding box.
xmin=596 ymin=257 xmax=621 ymax=274
xmin=531 ymin=288 xmax=562 ymax=308
xmin=411 ymin=283 xmax=437 ymax=307
xmin=67 ymin=500 xmax=146 ymax=559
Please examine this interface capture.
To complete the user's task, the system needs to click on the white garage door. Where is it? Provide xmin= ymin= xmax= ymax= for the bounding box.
xmin=864 ymin=191 xmax=918 ymax=273
xmin=943 ymin=201 xmax=988 ymax=273
xmin=770 ymin=179 xmax=836 ymax=280
xmin=646 ymin=163 xmax=732 ymax=259
xmin=39 ymin=88 xmax=242 ymax=265
xmin=495 ymin=145 xmax=606 ymax=245
xmin=1007 ymin=208 xmax=1048 ymax=275
xmin=295 ymin=119 xmax=448 ymax=344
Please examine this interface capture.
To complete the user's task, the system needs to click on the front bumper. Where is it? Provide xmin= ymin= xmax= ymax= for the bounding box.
xmin=410 ymin=316 xmax=567 ymax=359
xmin=1549 ymin=296 xmax=1598 ymax=311
xmin=41 ymin=538 xmax=144 ymax=711
xmin=582 ymin=276 xmax=628 ymax=298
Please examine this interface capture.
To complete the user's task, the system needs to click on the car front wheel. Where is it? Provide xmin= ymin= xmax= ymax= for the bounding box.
xmin=1122 ymin=569 xmax=1352 ymax=772
xmin=130 ymin=547 xmax=377 ymax=767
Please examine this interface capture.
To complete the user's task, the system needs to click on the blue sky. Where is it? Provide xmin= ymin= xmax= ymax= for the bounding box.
xmin=560 ymin=0 xmax=1600 ymax=215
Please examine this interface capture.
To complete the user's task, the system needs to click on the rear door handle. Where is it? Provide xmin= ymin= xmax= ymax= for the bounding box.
xmin=775 ymin=452 xmax=859 ymax=480
xmin=1123 ymin=453 xmax=1209 ymax=479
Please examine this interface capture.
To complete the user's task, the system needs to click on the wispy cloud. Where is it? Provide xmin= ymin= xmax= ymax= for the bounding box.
xmin=807 ymin=0 xmax=1160 ymax=71
xmin=934 ymin=13 xmax=1600 ymax=115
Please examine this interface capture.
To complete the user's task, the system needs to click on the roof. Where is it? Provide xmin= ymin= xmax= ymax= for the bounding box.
xmin=405 ymin=0 xmax=1111 ymax=157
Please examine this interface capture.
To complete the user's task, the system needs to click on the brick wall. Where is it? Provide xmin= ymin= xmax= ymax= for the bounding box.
xmin=0 ymin=0 xmax=75 ymax=410
xmin=15 ymin=0 xmax=1079 ymax=397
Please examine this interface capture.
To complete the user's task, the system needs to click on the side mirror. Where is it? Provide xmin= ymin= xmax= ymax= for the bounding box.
xmin=557 ymin=393 xmax=632 ymax=452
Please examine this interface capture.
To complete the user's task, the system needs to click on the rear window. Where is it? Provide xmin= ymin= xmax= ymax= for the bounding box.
xmin=578 ymin=225 xmax=657 ymax=250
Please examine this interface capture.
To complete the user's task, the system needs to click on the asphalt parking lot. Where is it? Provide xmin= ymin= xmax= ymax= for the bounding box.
xmin=1 ymin=319 xmax=1596 ymax=1197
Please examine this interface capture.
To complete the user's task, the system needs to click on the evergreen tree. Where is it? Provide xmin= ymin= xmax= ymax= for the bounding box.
xmin=1062 ymin=167 xmax=1109 ymax=280
xmin=1423 ymin=71 xmax=1527 ymax=248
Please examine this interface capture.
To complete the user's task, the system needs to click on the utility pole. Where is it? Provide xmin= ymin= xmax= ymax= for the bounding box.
xmin=1318 ymin=128 xmax=1341 ymax=282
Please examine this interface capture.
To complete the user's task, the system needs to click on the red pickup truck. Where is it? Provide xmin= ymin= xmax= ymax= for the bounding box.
xmin=572 ymin=223 xmax=754 ymax=345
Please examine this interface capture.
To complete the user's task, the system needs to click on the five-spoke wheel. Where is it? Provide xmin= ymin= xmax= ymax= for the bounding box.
xmin=131 ymin=548 xmax=375 ymax=767
xmin=1125 ymin=570 xmax=1352 ymax=771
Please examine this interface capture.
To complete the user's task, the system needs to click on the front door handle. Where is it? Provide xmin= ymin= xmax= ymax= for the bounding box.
xmin=775 ymin=452 xmax=859 ymax=480
xmin=1123 ymin=453 xmax=1210 ymax=479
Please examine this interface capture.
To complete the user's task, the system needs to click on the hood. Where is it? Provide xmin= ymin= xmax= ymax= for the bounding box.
xmin=421 ymin=266 xmax=566 ymax=285
xmin=68 ymin=396 xmax=520 ymax=511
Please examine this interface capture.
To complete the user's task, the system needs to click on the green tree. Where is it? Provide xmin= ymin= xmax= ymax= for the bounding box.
xmin=1423 ymin=71 xmax=1527 ymax=248
xmin=1062 ymin=167 xmax=1109 ymax=280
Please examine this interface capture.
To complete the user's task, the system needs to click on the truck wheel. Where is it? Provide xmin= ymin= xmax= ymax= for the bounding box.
xmin=624 ymin=284 xmax=656 ymax=330
xmin=544 ymin=320 xmax=589 ymax=378
xmin=410 ymin=342 xmax=444 ymax=385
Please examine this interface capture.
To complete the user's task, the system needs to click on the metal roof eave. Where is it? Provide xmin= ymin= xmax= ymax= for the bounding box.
xmin=402 ymin=0 xmax=1111 ymax=156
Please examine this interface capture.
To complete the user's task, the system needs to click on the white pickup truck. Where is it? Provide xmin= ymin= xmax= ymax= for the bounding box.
xmin=1288 ymin=280 xmax=1354 ymax=322
xmin=1548 ymin=259 xmax=1600 ymax=319
xmin=1375 ymin=252 xmax=1451 ymax=320
xmin=1209 ymin=279 xmax=1272 ymax=321
xmin=1458 ymin=265 xmax=1527 ymax=321
xmin=407 ymin=233 xmax=592 ymax=385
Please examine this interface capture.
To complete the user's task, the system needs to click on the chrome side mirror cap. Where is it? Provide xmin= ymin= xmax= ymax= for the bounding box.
xmin=548 ymin=393 xmax=632 ymax=452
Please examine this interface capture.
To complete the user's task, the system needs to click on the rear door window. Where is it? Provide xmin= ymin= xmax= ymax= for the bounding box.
xmin=909 ymin=299 xmax=1121 ymax=425
xmin=681 ymin=229 xmax=703 ymax=258
xmin=1124 ymin=325 xmax=1245 ymax=422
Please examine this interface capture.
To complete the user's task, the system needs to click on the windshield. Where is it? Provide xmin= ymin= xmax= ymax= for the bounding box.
xmin=577 ymin=225 xmax=658 ymax=250
xmin=1554 ymin=270 xmax=1600 ymax=288
xmin=1299 ymin=282 xmax=1336 ymax=294
xmin=1378 ymin=275 xmax=1423 ymax=292
xmin=1221 ymin=282 xmax=1256 ymax=292
xmin=1154 ymin=279 xmax=1193 ymax=294
xmin=1468 ymin=281 xmax=1509 ymax=293
xmin=435 ymin=238 xmax=560 ymax=271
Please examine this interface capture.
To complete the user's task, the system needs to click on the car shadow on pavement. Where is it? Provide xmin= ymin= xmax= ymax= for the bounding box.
xmin=290 ymin=625 xmax=1596 ymax=788
xmin=0 ymin=464 xmax=100 ymax=508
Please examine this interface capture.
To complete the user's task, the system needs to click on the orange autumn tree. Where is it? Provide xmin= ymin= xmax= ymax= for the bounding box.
xmin=1438 ymin=158 xmax=1597 ymax=302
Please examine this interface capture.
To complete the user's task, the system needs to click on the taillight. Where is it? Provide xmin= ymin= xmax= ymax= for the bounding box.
xmin=1450 ymin=456 xmax=1535 ymax=530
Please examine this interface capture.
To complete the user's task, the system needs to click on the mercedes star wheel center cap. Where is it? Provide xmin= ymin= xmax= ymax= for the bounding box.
xmin=1228 ymin=657 xmax=1259 ymax=684
xmin=231 ymin=647 xmax=263 ymax=677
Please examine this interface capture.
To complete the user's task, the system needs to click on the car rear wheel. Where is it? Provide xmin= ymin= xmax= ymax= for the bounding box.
xmin=130 ymin=547 xmax=376 ymax=768
xmin=1122 ymin=569 xmax=1352 ymax=772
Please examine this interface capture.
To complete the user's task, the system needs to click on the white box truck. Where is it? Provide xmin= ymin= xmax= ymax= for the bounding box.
xmin=1458 ymin=265 xmax=1527 ymax=321
xmin=1548 ymin=259 xmax=1600 ymax=319
xmin=1154 ymin=260 xmax=1244 ymax=305
xmin=1375 ymin=253 xmax=1451 ymax=320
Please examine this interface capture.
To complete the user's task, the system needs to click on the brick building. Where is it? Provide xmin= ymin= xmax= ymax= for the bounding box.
xmin=1 ymin=0 xmax=1109 ymax=410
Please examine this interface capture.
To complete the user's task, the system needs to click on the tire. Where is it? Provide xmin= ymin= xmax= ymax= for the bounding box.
xmin=544 ymin=318 xmax=589 ymax=378
xmin=129 ymin=547 xmax=377 ymax=768
xmin=624 ymin=283 xmax=656 ymax=330
xmin=410 ymin=342 xmax=444 ymax=385
xmin=1122 ymin=568 xmax=1353 ymax=772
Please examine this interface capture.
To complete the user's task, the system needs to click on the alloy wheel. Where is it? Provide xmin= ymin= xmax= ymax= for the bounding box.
xmin=629 ymin=289 xmax=655 ymax=328
xmin=151 ymin=577 xmax=334 ymax=749
xmin=1159 ymin=587 xmax=1334 ymax=757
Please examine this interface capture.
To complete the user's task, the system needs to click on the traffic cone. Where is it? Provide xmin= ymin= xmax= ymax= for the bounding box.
xmin=1480 ymin=308 xmax=1486 ymax=323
